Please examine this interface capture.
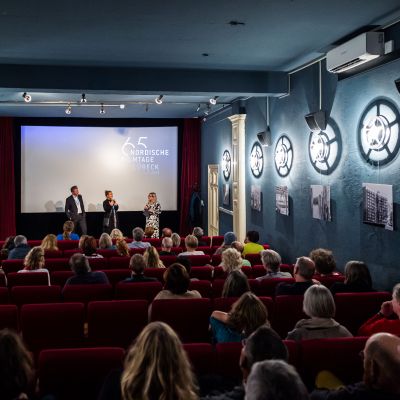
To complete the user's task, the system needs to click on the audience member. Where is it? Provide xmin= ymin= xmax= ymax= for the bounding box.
xmin=110 ymin=228 xmax=124 ymax=240
xmin=115 ymin=239 xmax=130 ymax=257
xmin=246 ymin=360 xmax=309 ymax=400
xmin=98 ymin=233 xmax=114 ymax=249
xmin=214 ymin=232 xmax=237 ymax=255
xmin=0 ymin=329 xmax=35 ymax=400
xmin=128 ymin=227 xmax=151 ymax=249
xmin=0 ymin=236 xmax=15 ymax=258
xmin=276 ymin=256 xmax=316 ymax=295
xmin=82 ymin=236 xmax=104 ymax=258
xmin=311 ymin=333 xmax=400 ymax=400
xmin=193 ymin=226 xmax=207 ymax=246
xmin=144 ymin=226 xmax=155 ymax=238
xmin=231 ymin=241 xmax=251 ymax=266
xmin=310 ymin=248 xmax=340 ymax=276
xmin=242 ymin=231 xmax=264 ymax=257
xmin=18 ymin=246 xmax=50 ymax=285
xmin=210 ymin=292 xmax=269 ymax=343
xmin=358 ymin=283 xmax=400 ymax=336
xmin=177 ymin=257 xmax=197 ymax=281
xmin=221 ymin=270 xmax=250 ymax=298
xmin=57 ymin=220 xmax=79 ymax=240
xmin=122 ymin=254 xmax=157 ymax=283
xmin=7 ymin=235 xmax=30 ymax=260
xmin=143 ymin=246 xmax=165 ymax=268
xmin=257 ymin=249 xmax=292 ymax=281
xmin=220 ymin=248 xmax=243 ymax=274
xmin=171 ymin=232 xmax=182 ymax=247
xmin=287 ymin=285 xmax=352 ymax=340
xmin=161 ymin=227 xmax=173 ymax=238
xmin=159 ymin=237 xmax=176 ymax=256
xmin=98 ymin=322 xmax=198 ymax=400
xmin=64 ymin=253 xmax=109 ymax=285
xmin=78 ymin=234 xmax=89 ymax=249
xmin=152 ymin=263 xmax=201 ymax=300
xmin=178 ymin=235 xmax=205 ymax=257
xmin=40 ymin=234 xmax=59 ymax=252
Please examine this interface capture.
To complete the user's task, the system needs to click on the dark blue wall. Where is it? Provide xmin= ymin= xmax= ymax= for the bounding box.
xmin=201 ymin=58 xmax=400 ymax=291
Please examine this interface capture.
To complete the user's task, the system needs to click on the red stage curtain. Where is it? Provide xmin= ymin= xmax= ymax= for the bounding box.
xmin=179 ymin=118 xmax=201 ymax=235
xmin=0 ymin=117 xmax=16 ymax=239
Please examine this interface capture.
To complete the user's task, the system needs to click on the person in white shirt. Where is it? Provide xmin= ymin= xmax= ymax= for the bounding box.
xmin=178 ymin=235 xmax=205 ymax=257
xmin=18 ymin=246 xmax=50 ymax=285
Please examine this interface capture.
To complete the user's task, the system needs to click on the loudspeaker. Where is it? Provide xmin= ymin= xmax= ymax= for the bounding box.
xmin=257 ymin=128 xmax=272 ymax=146
xmin=395 ymin=79 xmax=400 ymax=94
xmin=305 ymin=110 xmax=326 ymax=131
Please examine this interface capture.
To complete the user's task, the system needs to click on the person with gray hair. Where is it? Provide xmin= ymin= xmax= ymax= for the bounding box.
xmin=276 ymin=256 xmax=317 ymax=296
xmin=159 ymin=237 xmax=176 ymax=256
xmin=192 ymin=227 xmax=207 ymax=246
xmin=246 ymin=360 xmax=309 ymax=400
xmin=257 ymin=249 xmax=292 ymax=281
xmin=287 ymin=284 xmax=352 ymax=341
xmin=7 ymin=235 xmax=30 ymax=260
xmin=128 ymin=227 xmax=151 ymax=249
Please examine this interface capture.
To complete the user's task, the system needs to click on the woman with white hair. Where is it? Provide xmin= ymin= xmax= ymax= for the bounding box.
xmin=287 ymin=284 xmax=352 ymax=340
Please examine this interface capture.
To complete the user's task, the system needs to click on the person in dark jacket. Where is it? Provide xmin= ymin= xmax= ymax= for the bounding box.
xmin=122 ymin=254 xmax=157 ymax=283
xmin=7 ymin=235 xmax=30 ymax=260
xmin=64 ymin=253 xmax=109 ymax=285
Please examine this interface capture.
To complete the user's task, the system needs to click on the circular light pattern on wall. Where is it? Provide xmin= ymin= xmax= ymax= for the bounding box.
xmin=357 ymin=98 xmax=400 ymax=166
xmin=308 ymin=118 xmax=342 ymax=175
xmin=250 ymin=142 xmax=263 ymax=177
xmin=274 ymin=135 xmax=293 ymax=177
xmin=221 ymin=149 xmax=231 ymax=180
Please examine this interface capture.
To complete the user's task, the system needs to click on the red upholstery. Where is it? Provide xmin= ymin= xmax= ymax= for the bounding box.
xmin=144 ymin=268 xmax=166 ymax=281
xmin=1 ymin=259 xmax=24 ymax=274
xmin=11 ymin=285 xmax=61 ymax=306
xmin=248 ymin=279 xmax=260 ymax=294
xmin=43 ymin=250 xmax=63 ymax=258
xmin=211 ymin=254 xmax=222 ymax=266
xmin=241 ymin=266 xmax=252 ymax=278
xmin=129 ymin=248 xmax=146 ymax=255
xmin=88 ymin=300 xmax=148 ymax=347
xmin=0 ymin=287 xmax=8 ymax=303
xmin=213 ymin=266 xmax=227 ymax=279
xmin=27 ymin=240 xmax=42 ymax=247
xmin=97 ymin=249 xmax=118 ymax=257
xmin=245 ymin=253 xmax=261 ymax=265
xmin=115 ymin=281 xmax=163 ymax=302
xmin=63 ymin=249 xmax=82 ymax=257
xmin=50 ymin=271 xmax=74 ymax=286
xmin=283 ymin=340 xmax=300 ymax=369
xmin=150 ymin=298 xmax=212 ymax=342
xmin=189 ymin=280 xmax=212 ymax=298
xmin=0 ymin=305 xmax=18 ymax=331
xmin=108 ymin=256 xmax=130 ymax=269
xmin=44 ymin=258 xmax=70 ymax=271
xmin=0 ymin=273 xmax=6 ymax=287
xmin=197 ymin=247 xmax=214 ymax=255
xmin=57 ymin=240 xmax=80 ymax=250
xmin=102 ymin=269 xmax=131 ymax=286
xmin=7 ymin=272 xmax=49 ymax=287
xmin=280 ymin=264 xmax=294 ymax=275
xmin=21 ymin=303 xmax=85 ymax=353
xmin=215 ymin=342 xmax=242 ymax=379
xmin=87 ymin=258 xmax=109 ymax=271
xmin=181 ymin=255 xmax=211 ymax=266
xmin=251 ymin=265 xmax=266 ymax=278
xmin=143 ymin=238 xmax=162 ymax=247
xmin=211 ymin=236 xmax=224 ymax=246
xmin=190 ymin=266 xmax=213 ymax=280
xmin=258 ymin=278 xmax=295 ymax=297
xmin=299 ymin=337 xmax=367 ymax=388
xmin=335 ymin=292 xmax=392 ymax=335
xmin=273 ymin=295 xmax=306 ymax=338
xmin=62 ymin=284 xmax=113 ymax=304
xmin=159 ymin=255 xmax=178 ymax=266
xmin=38 ymin=347 xmax=124 ymax=400
xmin=314 ymin=274 xmax=345 ymax=287
xmin=183 ymin=343 xmax=216 ymax=375
xmin=211 ymin=279 xmax=225 ymax=298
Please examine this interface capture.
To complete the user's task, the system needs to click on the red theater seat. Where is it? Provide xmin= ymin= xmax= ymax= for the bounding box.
xmin=129 ymin=248 xmax=146 ymax=255
xmin=57 ymin=240 xmax=80 ymax=250
xmin=211 ymin=236 xmax=224 ymax=246
xmin=211 ymin=279 xmax=226 ymax=298
xmin=315 ymin=274 xmax=345 ymax=288
xmin=1 ymin=259 xmax=24 ymax=274
xmin=7 ymin=272 xmax=49 ymax=287
xmin=97 ymin=249 xmax=118 ymax=258
xmin=11 ymin=285 xmax=62 ymax=306
xmin=190 ymin=266 xmax=213 ymax=280
xmin=251 ymin=265 xmax=266 ymax=278
xmin=115 ymin=281 xmax=163 ymax=302
xmin=159 ymin=255 xmax=178 ymax=266
xmin=183 ymin=343 xmax=216 ymax=376
xmin=143 ymin=238 xmax=162 ymax=247
xmin=63 ymin=249 xmax=82 ymax=257
xmin=21 ymin=303 xmax=85 ymax=353
xmin=211 ymin=254 xmax=222 ymax=266
xmin=241 ymin=266 xmax=252 ymax=278
xmin=62 ymin=284 xmax=113 ymax=304
xmin=144 ymin=268 xmax=166 ymax=281
xmin=0 ymin=305 xmax=18 ymax=331
xmin=215 ymin=342 xmax=242 ymax=379
xmin=335 ymin=292 xmax=392 ymax=335
xmin=0 ymin=273 xmax=6 ymax=287
xmin=102 ymin=269 xmax=131 ymax=286
xmin=197 ymin=247 xmax=214 ymax=255
xmin=213 ymin=266 xmax=226 ymax=279
xmin=27 ymin=240 xmax=42 ymax=247
xmin=189 ymin=280 xmax=212 ymax=298
xmin=88 ymin=300 xmax=148 ymax=347
xmin=150 ymin=298 xmax=212 ymax=342
xmin=87 ymin=258 xmax=109 ymax=270
xmin=273 ymin=295 xmax=306 ymax=338
xmin=0 ymin=287 xmax=8 ymax=303
xmin=43 ymin=250 xmax=63 ymax=258
xmin=180 ymin=255 xmax=211 ymax=266
xmin=39 ymin=347 xmax=124 ymax=400
xmin=258 ymin=278 xmax=295 ymax=297
xmin=245 ymin=253 xmax=262 ymax=265
xmin=283 ymin=340 xmax=300 ymax=369
xmin=44 ymin=258 xmax=70 ymax=271
xmin=50 ymin=271 xmax=74 ymax=286
xmin=108 ymin=256 xmax=130 ymax=269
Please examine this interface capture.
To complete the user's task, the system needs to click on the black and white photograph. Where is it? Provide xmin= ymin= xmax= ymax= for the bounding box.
xmin=250 ymin=185 xmax=262 ymax=212
xmin=363 ymin=183 xmax=393 ymax=231
xmin=310 ymin=185 xmax=331 ymax=221
xmin=223 ymin=183 xmax=230 ymax=205
xmin=276 ymin=186 xmax=289 ymax=215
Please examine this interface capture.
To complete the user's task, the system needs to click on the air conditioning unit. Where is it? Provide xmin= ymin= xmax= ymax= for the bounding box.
xmin=326 ymin=32 xmax=384 ymax=73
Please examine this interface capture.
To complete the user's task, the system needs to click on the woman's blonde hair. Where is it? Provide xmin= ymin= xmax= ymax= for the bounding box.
xmin=110 ymin=229 xmax=124 ymax=240
xmin=121 ymin=322 xmax=198 ymax=400
xmin=23 ymin=246 xmax=45 ymax=270
xmin=116 ymin=239 xmax=130 ymax=257
xmin=99 ymin=233 xmax=113 ymax=249
xmin=228 ymin=292 xmax=269 ymax=337
xmin=171 ymin=233 xmax=181 ymax=247
xmin=144 ymin=246 xmax=164 ymax=268
xmin=78 ymin=235 xmax=89 ymax=249
xmin=41 ymin=234 xmax=58 ymax=251
xmin=221 ymin=248 xmax=242 ymax=273
xmin=184 ymin=235 xmax=198 ymax=250
xmin=62 ymin=220 xmax=74 ymax=240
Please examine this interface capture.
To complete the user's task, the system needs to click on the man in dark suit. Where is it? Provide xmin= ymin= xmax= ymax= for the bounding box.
xmin=65 ymin=185 xmax=87 ymax=235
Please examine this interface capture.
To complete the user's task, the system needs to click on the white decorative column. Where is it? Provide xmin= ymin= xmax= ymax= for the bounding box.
xmin=228 ymin=114 xmax=246 ymax=242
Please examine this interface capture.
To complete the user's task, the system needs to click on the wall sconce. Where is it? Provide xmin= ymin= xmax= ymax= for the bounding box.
xmin=274 ymin=135 xmax=293 ymax=177
xmin=221 ymin=150 xmax=232 ymax=180
xmin=250 ymin=142 xmax=264 ymax=177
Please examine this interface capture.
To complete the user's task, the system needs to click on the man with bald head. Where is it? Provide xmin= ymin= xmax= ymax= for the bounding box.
xmin=161 ymin=227 xmax=172 ymax=238
xmin=276 ymin=256 xmax=317 ymax=295
xmin=311 ymin=332 xmax=400 ymax=399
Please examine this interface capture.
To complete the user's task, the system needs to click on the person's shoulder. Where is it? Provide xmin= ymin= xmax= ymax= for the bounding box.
xmin=187 ymin=290 xmax=202 ymax=298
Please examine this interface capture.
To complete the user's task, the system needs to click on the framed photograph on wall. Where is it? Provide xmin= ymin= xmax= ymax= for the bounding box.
xmin=310 ymin=185 xmax=331 ymax=221
xmin=363 ymin=183 xmax=393 ymax=231
xmin=251 ymin=185 xmax=262 ymax=212
xmin=276 ymin=186 xmax=289 ymax=215
xmin=223 ymin=183 xmax=230 ymax=205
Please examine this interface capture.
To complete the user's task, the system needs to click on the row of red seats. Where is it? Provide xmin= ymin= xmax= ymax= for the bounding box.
xmin=36 ymin=337 xmax=367 ymax=400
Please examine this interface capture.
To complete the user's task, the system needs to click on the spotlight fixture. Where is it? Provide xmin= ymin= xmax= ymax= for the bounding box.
xmin=119 ymin=104 xmax=125 ymax=110
xmin=80 ymin=93 xmax=87 ymax=103
xmin=196 ymin=104 xmax=201 ymax=112
xmin=65 ymin=103 xmax=72 ymax=115
xmin=209 ymin=96 xmax=218 ymax=105
xmin=22 ymin=92 xmax=32 ymax=103
xmin=155 ymin=95 xmax=164 ymax=105
xmin=305 ymin=110 xmax=327 ymax=131
xmin=257 ymin=128 xmax=272 ymax=147
xmin=99 ymin=103 xmax=105 ymax=115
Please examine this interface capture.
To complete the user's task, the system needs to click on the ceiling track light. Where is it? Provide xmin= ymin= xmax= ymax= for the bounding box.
xmin=209 ymin=96 xmax=218 ymax=105
xmin=80 ymin=93 xmax=87 ymax=103
xmin=99 ymin=103 xmax=105 ymax=114
xmin=155 ymin=95 xmax=164 ymax=105
xmin=196 ymin=104 xmax=201 ymax=112
xmin=22 ymin=92 xmax=32 ymax=103
xmin=65 ymin=103 xmax=72 ymax=115
xmin=119 ymin=104 xmax=125 ymax=109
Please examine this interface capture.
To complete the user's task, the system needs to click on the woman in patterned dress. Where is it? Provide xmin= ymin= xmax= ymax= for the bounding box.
xmin=144 ymin=192 xmax=161 ymax=238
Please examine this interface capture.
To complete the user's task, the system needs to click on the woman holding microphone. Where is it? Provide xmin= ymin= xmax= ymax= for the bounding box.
xmin=144 ymin=192 xmax=161 ymax=238
xmin=103 ymin=190 xmax=119 ymax=234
